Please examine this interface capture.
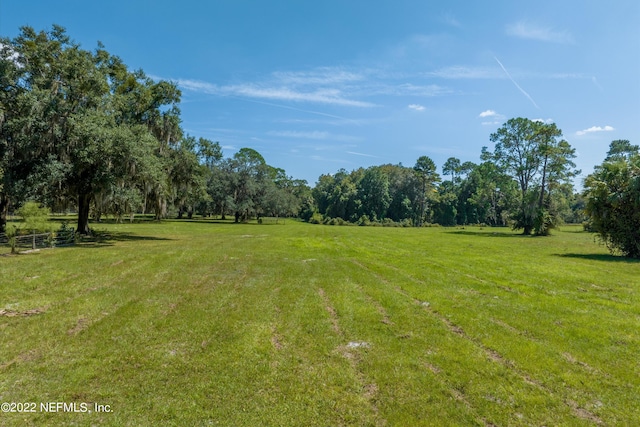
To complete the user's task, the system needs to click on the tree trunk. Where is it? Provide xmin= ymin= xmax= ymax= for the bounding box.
xmin=538 ymin=155 xmax=549 ymax=211
xmin=0 ymin=194 xmax=8 ymax=233
xmin=77 ymin=192 xmax=91 ymax=235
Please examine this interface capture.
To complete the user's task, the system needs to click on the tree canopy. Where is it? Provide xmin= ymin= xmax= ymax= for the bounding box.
xmin=0 ymin=25 xmax=306 ymax=233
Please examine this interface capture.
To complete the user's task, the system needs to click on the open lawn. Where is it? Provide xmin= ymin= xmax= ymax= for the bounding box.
xmin=1 ymin=220 xmax=639 ymax=426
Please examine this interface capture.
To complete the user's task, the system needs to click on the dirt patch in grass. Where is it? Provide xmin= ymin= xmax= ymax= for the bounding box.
xmin=566 ymin=399 xmax=603 ymax=425
xmin=425 ymin=362 xmax=441 ymax=374
xmin=270 ymin=324 xmax=283 ymax=351
xmin=67 ymin=317 xmax=89 ymax=335
xmin=318 ymin=288 xmax=341 ymax=335
xmin=0 ymin=307 xmax=46 ymax=317
xmin=162 ymin=303 xmax=178 ymax=316
xmin=0 ymin=350 xmax=40 ymax=370
xmin=562 ymin=352 xmax=599 ymax=375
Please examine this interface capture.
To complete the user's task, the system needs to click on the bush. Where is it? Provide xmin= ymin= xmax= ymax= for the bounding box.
xmin=583 ymin=154 xmax=640 ymax=258
xmin=357 ymin=215 xmax=370 ymax=226
xmin=309 ymin=213 xmax=324 ymax=224
xmin=5 ymin=225 xmax=18 ymax=253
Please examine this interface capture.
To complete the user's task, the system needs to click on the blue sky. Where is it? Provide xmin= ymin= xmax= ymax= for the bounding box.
xmin=2 ymin=1 xmax=639 ymax=187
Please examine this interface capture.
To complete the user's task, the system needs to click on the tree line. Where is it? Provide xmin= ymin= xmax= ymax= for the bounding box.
xmin=313 ymin=118 xmax=582 ymax=236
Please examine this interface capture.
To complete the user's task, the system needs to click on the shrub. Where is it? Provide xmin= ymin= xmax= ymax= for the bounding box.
xmin=309 ymin=213 xmax=324 ymax=224
xmin=583 ymin=154 xmax=640 ymax=258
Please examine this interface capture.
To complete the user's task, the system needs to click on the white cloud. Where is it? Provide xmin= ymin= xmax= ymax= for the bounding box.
xmin=532 ymin=118 xmax=554 ymax=124
xmin=479 ymin=110 xmax=497 ymax=118
xmin=506 ymin=21 xmax=574 ymax=44
xmin=576 ymin=125 xmax=615 ymax=136
xmin=478 ymin=110 xmax=505 ymax=125
xmin=408 ymin=104 xmax=425 ymax=111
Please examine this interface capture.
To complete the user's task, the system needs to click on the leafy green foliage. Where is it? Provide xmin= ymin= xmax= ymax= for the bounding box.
xmin=16 ymin=201 xmax=51 ymax=232
xmin=487 ymin=118 xmax=578 ymax=235
xmin=584 ymin=146 xmax=640 ymax=258
xmin=0 ymin=25 xmax=189 ymax=233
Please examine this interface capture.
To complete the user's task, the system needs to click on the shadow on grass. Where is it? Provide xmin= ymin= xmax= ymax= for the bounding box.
xmin=445 ymin=230 xmax=532 ymax=238
xmin=76 ymin=231 xmax=172 ymax=248
xmin=556 ymin=253 xmax=640 ymax=263
xmin=164 ymin=218 xmax=277 ymax=225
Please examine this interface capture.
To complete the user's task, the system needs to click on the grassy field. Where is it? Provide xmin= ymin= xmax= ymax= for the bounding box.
xmin=1 ymin=219 xmax=638 ymax=426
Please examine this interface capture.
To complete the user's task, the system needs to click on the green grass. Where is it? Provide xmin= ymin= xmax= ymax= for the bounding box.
xmin=1 ymin=220 xmax=638 ymax=426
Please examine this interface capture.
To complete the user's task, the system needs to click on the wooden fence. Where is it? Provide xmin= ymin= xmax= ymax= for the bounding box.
xmin=0 ymin=230 xmax=75 ymax=251
xmin=257 ymin=217 xmax=286 ymax=225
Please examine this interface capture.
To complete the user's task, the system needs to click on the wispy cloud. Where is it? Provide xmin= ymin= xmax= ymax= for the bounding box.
xmin=576 ymin=125 xmax=614 ymax=136
xmin=171 ymin=79 xmax=362 ymax=122
xmin=346 ymin=151 xmax=379 ymax=158
xmin=273 ymin=68 xmax=363 ymax=85
xmin=269 ymin=130 xmax=330 ymax=140
xmin=532 ymin=118 xmax=554 ymax=124
xmin=506 ymin=21 xmax=574 ymax=44
xmin=429 ymin=66 xmax=592 ymax=82
xmin=591 ymin=76 xmax=604 ymax=92
xmin=174 ymin=64 xmax=457 ymax=112
xmin=440 ymin=13 xmax=461 ymax=28
xmin=428 ymin=66 xmax=503 ymax=79
xmin=408 ymin=104 xmax=425 ymax=111
xmin=494 ymin=56 xmax=540 ymax=109
xmin=371 ymin=83 xmax=451 ymax=97
xmin=174 ymin=68 xmax=374 ymax=108
xmin=309 ymin=154 xmax=351 ymax=164
xmin=229 ymin=84 xmax=374 ymax=107
xmin=269 ymin=130 xmax=362 ymax=143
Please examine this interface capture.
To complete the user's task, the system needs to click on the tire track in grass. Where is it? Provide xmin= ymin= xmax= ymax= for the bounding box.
xmin=348 ymin=259 xmax=498 ymax=427
xmin=363 ymin=248 xmax=617 ymax=403
xmin=349 ymin=257 xmax=604 ymax=425
xmin=349 ymin=259 xmax=516 ymax=427
xmin=317 ymin=286 xmax=386 ymax=426
xmin=377 ymin=260 xmax=608 ymax=424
